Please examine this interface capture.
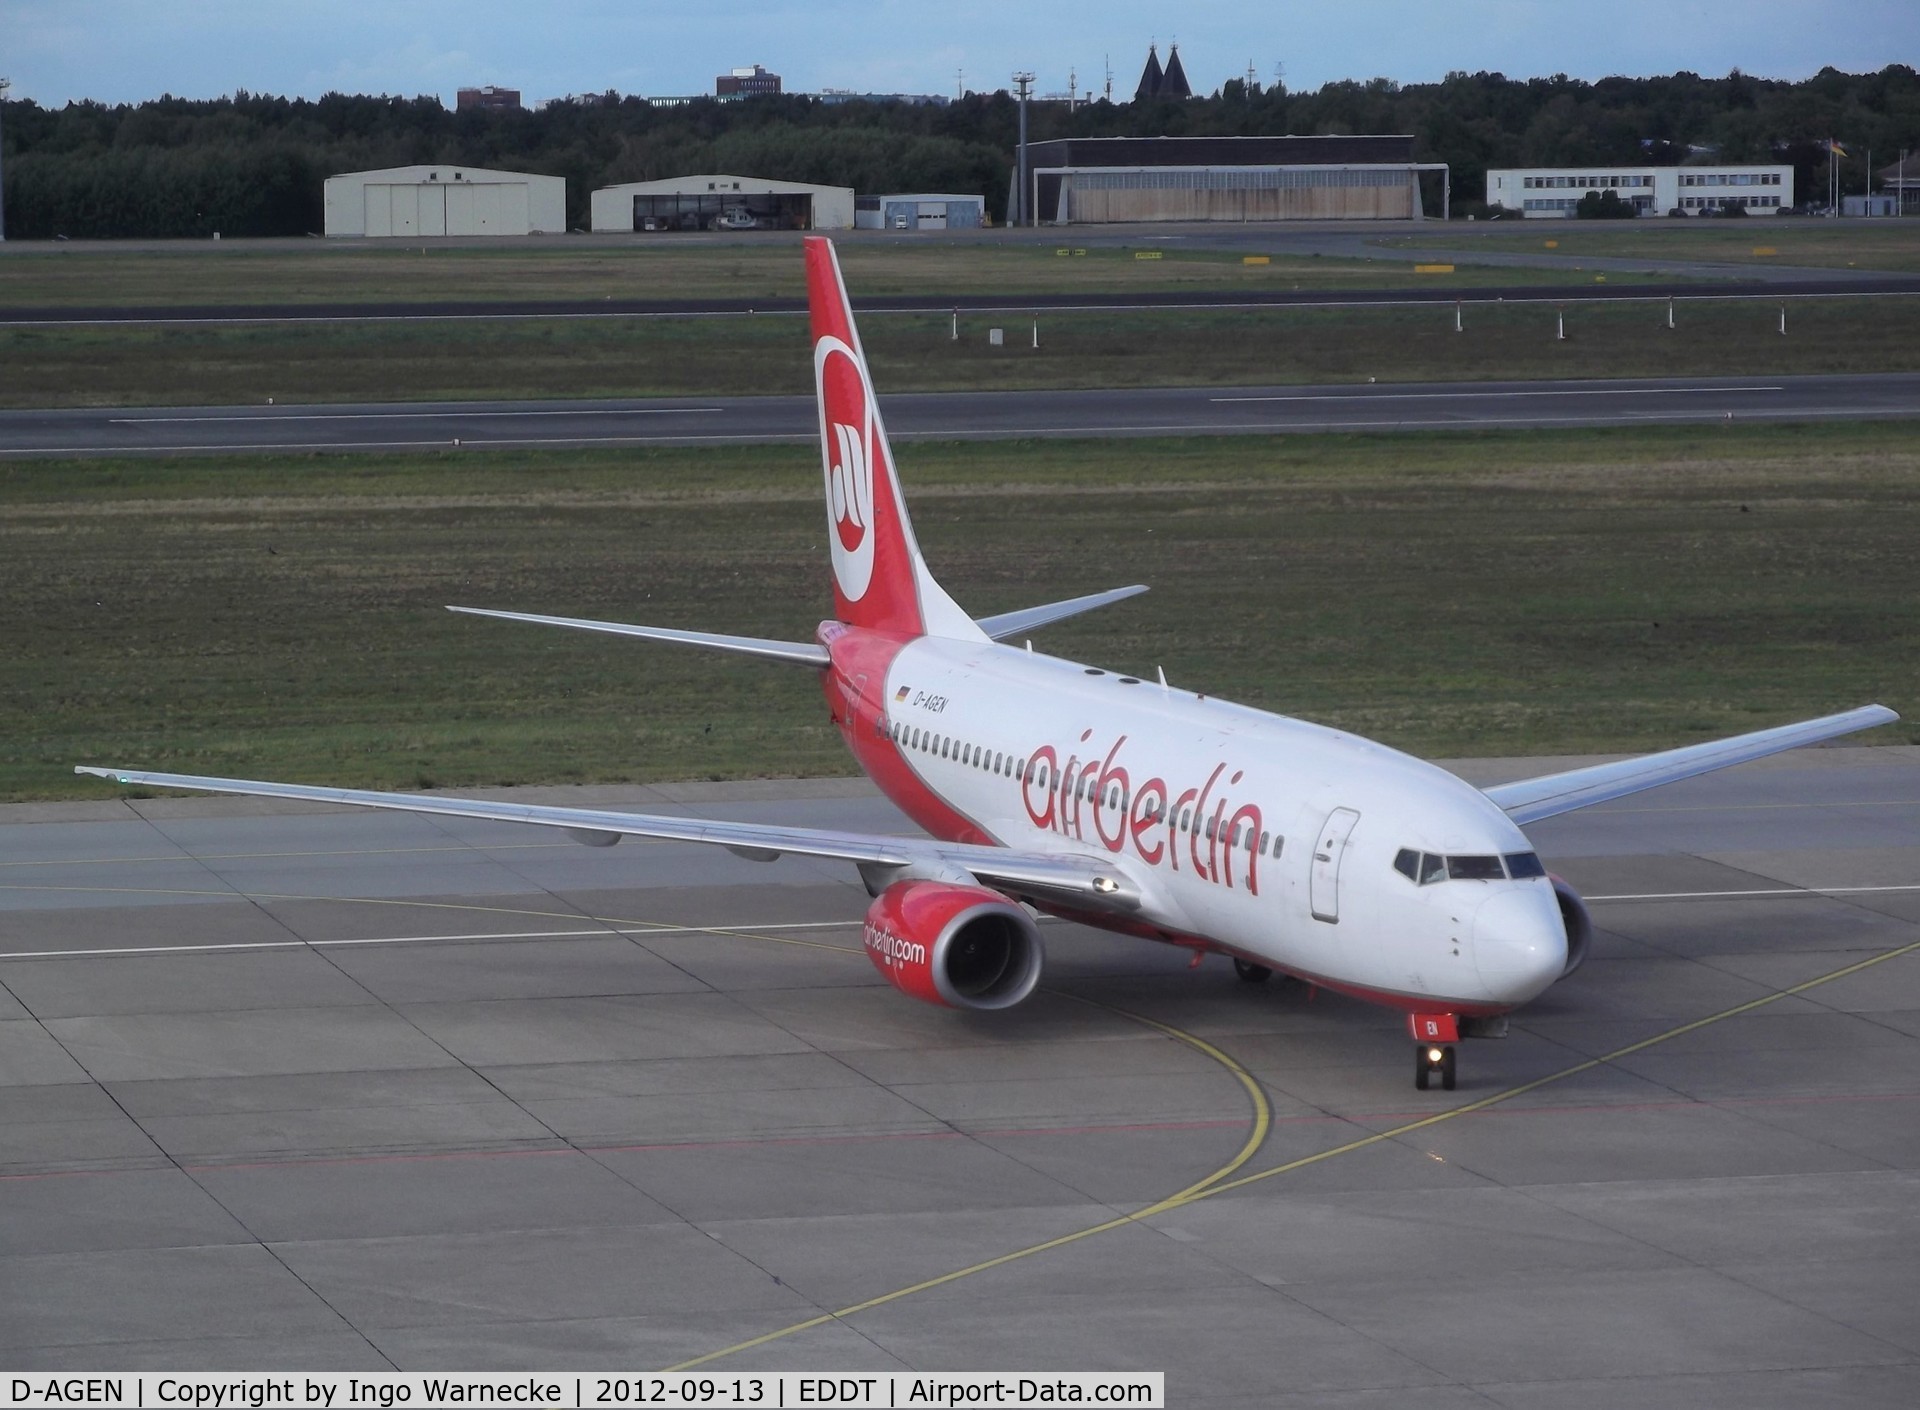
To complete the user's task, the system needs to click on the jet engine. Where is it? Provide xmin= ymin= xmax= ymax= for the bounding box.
xmin=862 ymin=880 xmax=1045 ymax=1010
xmin=1551 ymin=875 xmax=1594 ymax=977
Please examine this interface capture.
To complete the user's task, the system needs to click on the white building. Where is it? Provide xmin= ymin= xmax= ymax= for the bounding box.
xmin=1486 ymin=164 xmax=1793 ymax=218
xmin=855 ymin=194 xmax=986 ymax=231
xmin=323 ymin=166 xmax=566 ymax=237
xmin=590 ymin=175 xmax=855 ymax=232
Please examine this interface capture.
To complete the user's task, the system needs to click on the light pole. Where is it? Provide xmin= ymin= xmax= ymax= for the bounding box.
xmin=1012 ymin=71 xmax=1034 ymax=227
xmin=0 ymin=77 xmax=10 ymax=243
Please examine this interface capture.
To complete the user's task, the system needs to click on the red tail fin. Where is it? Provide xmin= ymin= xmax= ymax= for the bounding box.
xmin=806 ymin=236 xmax=980 ymax=641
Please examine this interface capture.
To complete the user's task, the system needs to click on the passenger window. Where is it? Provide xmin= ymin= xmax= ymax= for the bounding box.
xmin=1259 ymin=830 xmax=1270 ymax=854
xmin=1394 ymin=848 xmax=1419 ymax=881
xmin=1419 ymin=852 xmax=1446 ymax=885
xmin=1272 ymin=835 xmax=1285 ymax=858
xmin=1504 ymin=851 xmax=1547 ymax=879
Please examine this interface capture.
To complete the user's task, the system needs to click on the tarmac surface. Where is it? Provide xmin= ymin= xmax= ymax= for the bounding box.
xmin=3 ymin=748 xmax=1918 ymax=1403
xmin=7 ymin=372 xmax=1920 ymax=458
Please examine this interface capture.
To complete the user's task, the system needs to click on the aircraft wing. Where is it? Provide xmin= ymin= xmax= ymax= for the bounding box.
xmin=73 ymin=767 xmax=1144 ymax=913
xmin=1484 ymin=704 xmax=1898 ymax=826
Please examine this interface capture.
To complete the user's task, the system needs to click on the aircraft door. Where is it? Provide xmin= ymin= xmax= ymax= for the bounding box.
xmin=1309 ymin=807 xmax=1362 ymax=924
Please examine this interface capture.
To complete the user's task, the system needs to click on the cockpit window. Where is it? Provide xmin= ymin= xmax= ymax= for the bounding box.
xmin=1398 ymin=849 xmax=1537 ymax=884
xmin=1447 ymin=854 xmax=1506 ymax=881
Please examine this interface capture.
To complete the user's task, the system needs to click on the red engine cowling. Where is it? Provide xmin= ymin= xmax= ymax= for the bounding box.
xmin=1551 ymin=875 xmax=1594 ymax=977
xmin=862 ymin=880 xmax=1045 ymax=1010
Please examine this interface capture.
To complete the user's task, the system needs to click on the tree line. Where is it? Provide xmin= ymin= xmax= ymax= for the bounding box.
xmin=2 ymin=65 xmax=1916 ymax=239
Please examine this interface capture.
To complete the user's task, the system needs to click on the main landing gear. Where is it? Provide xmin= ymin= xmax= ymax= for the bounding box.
xmin=1410 ymin=1013 xmax=1460 ymax=1091
xmin=1232 ymin=958 xmax=1273 ymax=984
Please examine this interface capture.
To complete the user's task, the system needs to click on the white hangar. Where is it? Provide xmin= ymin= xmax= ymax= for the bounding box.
xmin=324 ymin=165 xmax=567 ymax=238
xmin=591 ymin=175 xmax=855 ymax=233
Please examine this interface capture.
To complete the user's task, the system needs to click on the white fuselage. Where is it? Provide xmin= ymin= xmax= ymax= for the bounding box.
xmin=875 ymin=636 xmax=1569 ymax=1013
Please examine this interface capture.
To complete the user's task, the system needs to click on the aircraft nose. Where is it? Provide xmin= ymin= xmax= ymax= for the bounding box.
xmin=1472 ymin=888 xmax=1567 ymax=1002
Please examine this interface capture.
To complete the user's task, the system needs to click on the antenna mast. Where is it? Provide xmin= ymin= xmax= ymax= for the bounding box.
xmin=0 ymin=77 xmax=10 ymax=242
xmin=1012 ymin=72 xmax=1035 ymax=227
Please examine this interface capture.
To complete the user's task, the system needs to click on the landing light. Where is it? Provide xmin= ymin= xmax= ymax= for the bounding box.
xmin=1092 ymin=876 xmax=1119 ymax=894
xmin=1426 ymin=1047 xmax=1446 ymax=1065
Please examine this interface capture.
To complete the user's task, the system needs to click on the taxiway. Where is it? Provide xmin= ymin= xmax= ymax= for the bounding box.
xmin=6 ymin=372 xmax=1920 ymax=458
xmin=2 ymin=750 xmax=1917 ymax=1403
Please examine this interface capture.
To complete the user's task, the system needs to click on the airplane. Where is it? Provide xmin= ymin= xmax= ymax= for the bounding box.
xmin=80 ymin=235 xmax=1898 ymax=1091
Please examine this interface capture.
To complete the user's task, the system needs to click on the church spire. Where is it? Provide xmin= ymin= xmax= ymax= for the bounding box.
xmin=1135 ymin=43 xmax=1163 ymax=102
xmin=1161 ymin=43 xmax=1191 ymax=99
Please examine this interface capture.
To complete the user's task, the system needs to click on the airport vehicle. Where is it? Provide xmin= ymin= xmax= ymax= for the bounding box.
xmin=79 ymin=237 xmax=1897 ymax=1089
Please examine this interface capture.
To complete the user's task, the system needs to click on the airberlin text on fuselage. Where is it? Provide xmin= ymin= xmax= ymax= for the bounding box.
xmin=1024 ymin=733 xmax=1265 ymax=894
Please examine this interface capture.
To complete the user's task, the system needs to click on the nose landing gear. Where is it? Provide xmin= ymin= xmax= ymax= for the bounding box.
xmin=1409 ymin=1013 xmax=1460 ymax=1091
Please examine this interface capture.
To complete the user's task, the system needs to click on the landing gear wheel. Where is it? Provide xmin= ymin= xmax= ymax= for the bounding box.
xmin=1232 ymin=959 xmax=1273 ymax=984
xmin=1416 ymin=1043 xmax=1457 ymax=1091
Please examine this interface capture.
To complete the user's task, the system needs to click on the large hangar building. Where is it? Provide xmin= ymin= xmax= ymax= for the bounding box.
xmin=590 ymin=175 xmax=855 ymax=232
xmin=323 ymin=165 xmax=566 ymax=237
xmin=1020 ymin=136 xmax=1446 ymax=224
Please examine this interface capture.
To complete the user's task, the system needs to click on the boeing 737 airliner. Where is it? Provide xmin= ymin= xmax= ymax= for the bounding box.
xmin=81 ymin=237 xmax=1898 ymax=1089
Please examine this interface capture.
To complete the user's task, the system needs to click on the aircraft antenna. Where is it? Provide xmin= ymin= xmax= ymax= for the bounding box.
xmin=1156 ymin=665 xmax=1169 ymax=688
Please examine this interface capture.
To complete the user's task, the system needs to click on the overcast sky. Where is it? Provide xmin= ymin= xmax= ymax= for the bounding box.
xmin=4 ymin=1 xmax=1916 ymax=107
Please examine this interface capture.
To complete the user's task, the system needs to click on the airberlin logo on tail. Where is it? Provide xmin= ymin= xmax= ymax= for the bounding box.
xmin=816 ymin=334 xmax=878 ymax=603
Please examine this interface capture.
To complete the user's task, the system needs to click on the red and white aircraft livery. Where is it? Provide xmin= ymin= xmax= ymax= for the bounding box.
xmin=82 ymin=237 xmax=1898 ymax=1090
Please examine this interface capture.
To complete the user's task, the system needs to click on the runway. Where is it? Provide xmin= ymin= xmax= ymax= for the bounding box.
xmin=3 ymin=750 xmax=1917 ymax=1400
xmin=8 ymin=372 xmax=1920 ymax=458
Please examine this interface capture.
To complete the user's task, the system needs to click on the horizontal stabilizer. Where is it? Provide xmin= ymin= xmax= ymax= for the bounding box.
xmin=447 ymin=606 xmax=829 ymax=667
xmin=1486 ymin=704 xmax=1899 ymax=825
xmin=975 ymin=585 xmax=1149 ymax=642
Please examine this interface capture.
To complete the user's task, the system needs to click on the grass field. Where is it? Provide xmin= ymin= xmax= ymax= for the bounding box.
xmin=1377 ymin=218 xmax=1920 ymax=271
xmin=7 ymin=423 xmax=1915 ymax=803
xmin=5 ymin=295 xmax=1917 ymax=408
xmin=0 ymin=239 xmax=1662 ymax=310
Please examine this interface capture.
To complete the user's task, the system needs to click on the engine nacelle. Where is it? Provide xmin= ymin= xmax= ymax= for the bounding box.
xmin=862 ymin=880 xmax=1045 ymax=1011
xmin=1551 ymin=875 xmax=1593 ymax=978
